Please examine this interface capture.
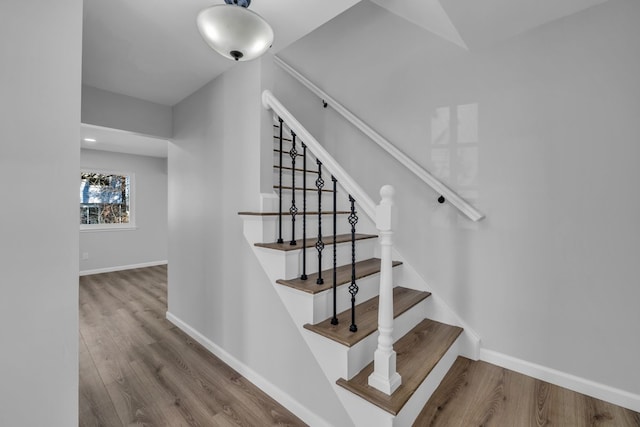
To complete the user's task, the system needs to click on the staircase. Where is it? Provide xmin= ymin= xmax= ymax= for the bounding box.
xmin=238 ymin=91 xmax=481 ymax=426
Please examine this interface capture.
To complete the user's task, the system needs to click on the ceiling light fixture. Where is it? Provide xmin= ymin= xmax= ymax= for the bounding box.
xmin=197 ymin=0 xmax=274 ymax=62
xmin=83 ymin=138 xmax=97 ymax=143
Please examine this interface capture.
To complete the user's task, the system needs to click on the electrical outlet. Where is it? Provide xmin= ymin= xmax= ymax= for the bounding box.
xmin=82 ymin=252 xmax=89 ymax=260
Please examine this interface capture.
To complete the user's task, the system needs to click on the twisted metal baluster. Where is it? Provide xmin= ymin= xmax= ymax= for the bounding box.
xmin=348 ymin=195 xmax=359 ymax=332
xmin=289 ymin=132 xmax=298 ymax=245
xmin=301 ymin=143 xmax=308 ymax=280
xmin=331 ymin=175 xmax=338 ymax=325
xmin=277 ymin=118 xmax=284 ymax=243
xmin=315 ymin=159 xmax=325 ymax=285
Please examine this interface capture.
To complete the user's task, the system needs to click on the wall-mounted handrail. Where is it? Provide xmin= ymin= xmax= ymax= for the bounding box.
xmin=273 ymin=55 xmax=485 ymax=222
xmin=263 ymin=90 xmax=377 ymax=220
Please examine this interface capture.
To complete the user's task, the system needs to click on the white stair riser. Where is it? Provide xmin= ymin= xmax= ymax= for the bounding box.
xmin=310 ymin=273 xmax=388 ymax=324
xmin=254 ymin=247 xmax=301 ymax=281
xmin=273 ymin=274 xmax=384 ymax=327
xmin=273 ymin=191 xmax=353 ymax=215
xmin=273 ymin=266 xmax=403 ymax=326
xmin=303 ymin=326 xmax=351 ymax=380
xmin=268 ymin=217 xmax=376 ymax=245
xmin=291 ymin=219 xmax=353 ymax=242
xmin=275 ymin=176 xmax=353 ymax=199
xmin=284 ymin=238 xmax=377 ymax=281
xmin=273 ymin=284 xmax=317 ymax=326
xmin=241 ymin=216 xmax=274 ymax=245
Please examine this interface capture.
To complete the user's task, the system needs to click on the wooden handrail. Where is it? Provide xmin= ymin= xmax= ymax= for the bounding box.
xmin=273 ymin=55 xmax=485 ymax=222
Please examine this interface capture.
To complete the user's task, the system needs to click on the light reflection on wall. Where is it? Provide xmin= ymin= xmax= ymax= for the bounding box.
xmin=430 ymin=103 xmax=479 ymax=228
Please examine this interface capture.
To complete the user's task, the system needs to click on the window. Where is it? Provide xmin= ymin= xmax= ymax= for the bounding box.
xmin=80 ymin=172 xmax=134 ymax=230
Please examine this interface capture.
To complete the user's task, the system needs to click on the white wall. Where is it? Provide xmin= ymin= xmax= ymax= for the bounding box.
xmin=80 ymin=149 xmax=168 ymax=274
xmin=275 ymin=0 xmax=640 ymax=397
xmin=169 ymin=59 xmax=352 ymax=426
xmin=0 ymin=0 xmax=82 ymax=425
xmin=82 ymin=84 xmax=173 ymax=138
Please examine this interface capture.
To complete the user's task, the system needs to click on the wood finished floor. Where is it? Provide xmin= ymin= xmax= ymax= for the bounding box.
xmin=80 ymin=266 xmax=640 ymax=427
xmin=414 ymin=357 xmax=640 ymax=427
xmin=79 ymin=265 xmax=306 ymax=427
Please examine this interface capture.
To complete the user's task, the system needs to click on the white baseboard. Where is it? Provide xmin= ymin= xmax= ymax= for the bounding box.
xmin=165 ymin=311 xmax=333 ymax=427
xmin=79 ymin=260 xmax=167 ymax=276
xmin=480 ymin=349 xmax=640 ymax=412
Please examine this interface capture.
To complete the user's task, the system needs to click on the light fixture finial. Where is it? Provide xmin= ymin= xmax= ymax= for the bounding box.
xmin=224 ymin=0 xmax=251 ymax=7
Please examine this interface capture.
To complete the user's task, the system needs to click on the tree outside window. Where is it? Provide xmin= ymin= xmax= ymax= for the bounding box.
xmin=80 ymin=172 xmax=132 ymax=226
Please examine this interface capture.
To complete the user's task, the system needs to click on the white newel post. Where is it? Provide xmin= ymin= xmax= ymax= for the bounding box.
xmin=368 ymin=185 xmax=402 ymax=395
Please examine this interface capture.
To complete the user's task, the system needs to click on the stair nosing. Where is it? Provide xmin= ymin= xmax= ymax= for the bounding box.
xmin=276 ymin=258 xmax=402 ymax=295
xmin=303 ymin=287 xmax=431 ymax=347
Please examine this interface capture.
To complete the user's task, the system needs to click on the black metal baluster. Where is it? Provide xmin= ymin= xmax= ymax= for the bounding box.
xmin=277 ymin=118 xmax=284 ymax=243
xmin=331 ymin=175 xmax=338 ymax=325
xmin=289 ymin=132 xmax=298 ymax=245
xmin=315 ymin=160 xmax=325 ymax=285
xmin=348 ymin=195 xmax=359 ymax=332
xmin=301 ymin=143 xmax=308 ymax=280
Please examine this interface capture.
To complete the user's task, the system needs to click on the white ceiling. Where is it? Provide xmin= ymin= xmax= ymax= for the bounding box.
xmin=82 ymin=0 xmax=361 ymax=107
xmin=439 ymin=0 xmax=610 ymax=49
xmin=81 ymin=0 xmax=610 ymax=158
xmin=82 ymin=0 xmax=611 ymax=107
xmin=371 ymin=0 xmax=609 ymax=49
xmin=371 ymin=0 xmax=468 ymax=49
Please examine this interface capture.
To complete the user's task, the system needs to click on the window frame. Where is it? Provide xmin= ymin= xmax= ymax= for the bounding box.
xmin=79 ymin=169 xmax=137 ymax=232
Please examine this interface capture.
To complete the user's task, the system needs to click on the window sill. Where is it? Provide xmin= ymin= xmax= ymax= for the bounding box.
xmin=80 ymin=224 xmax=138 ymax=233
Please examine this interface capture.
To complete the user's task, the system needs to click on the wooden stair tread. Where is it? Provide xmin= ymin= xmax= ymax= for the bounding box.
xmin=336 ymin=319 xmax=463 ymax=415
xmin=255 ymin=233 xmax=376 ymax=251
xmin=274 ymin=185 xmax=333 ymax=193
xmin=238 ymin=211 xmax=350 ymax=216
xmin=276 ymin=258 xmax=402 ymax=295
xmin=304 ymin=287 xmax=430 ymax=347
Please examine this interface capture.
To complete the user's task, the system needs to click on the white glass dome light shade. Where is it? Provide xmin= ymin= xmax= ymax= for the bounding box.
xmin=197 ymin=5 xmax=274 ymax=61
